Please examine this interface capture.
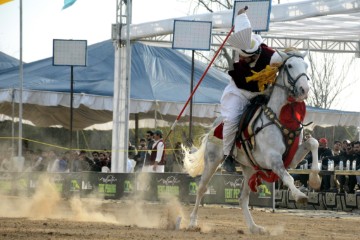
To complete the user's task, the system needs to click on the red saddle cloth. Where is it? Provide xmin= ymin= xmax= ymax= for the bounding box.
xmin=214 ymin=122 xmax=224 ymax=139
xmin=214 ymin=100 xmax=306 ymax=192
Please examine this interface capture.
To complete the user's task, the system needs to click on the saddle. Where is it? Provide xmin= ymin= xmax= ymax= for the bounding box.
xmin=213 ymin=94 xmax=269 ymax=151
xmin=237 ymin=95 xmax=269 ymax=150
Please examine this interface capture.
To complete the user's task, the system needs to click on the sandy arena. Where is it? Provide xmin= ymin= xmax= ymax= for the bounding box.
xmin=1 ymin=177 xmax=360 ymax=240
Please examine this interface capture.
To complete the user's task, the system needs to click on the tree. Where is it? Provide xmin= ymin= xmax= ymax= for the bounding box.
xmin=307 ymin=52 xmax=357 ymax=109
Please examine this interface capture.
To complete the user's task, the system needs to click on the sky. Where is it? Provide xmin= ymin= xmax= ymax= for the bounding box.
xmin=0 ymin=0 xmax=359 ymax=112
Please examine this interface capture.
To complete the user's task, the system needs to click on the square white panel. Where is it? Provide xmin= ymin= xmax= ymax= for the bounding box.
xmin=53 ymin=39 xmax=87 ymax=66
xmin=233 ymin=0 xmax=271 ymax=32
xmin=172 ymin=20 xmax=212 ymax=51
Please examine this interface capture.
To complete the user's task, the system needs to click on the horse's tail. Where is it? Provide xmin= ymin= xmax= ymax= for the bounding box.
xmin=182 ymin=133 xmax=209 ymax=177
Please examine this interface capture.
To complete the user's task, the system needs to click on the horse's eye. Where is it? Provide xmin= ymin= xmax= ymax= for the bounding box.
xmin=287 ymin=64 xmax=293 ymax=69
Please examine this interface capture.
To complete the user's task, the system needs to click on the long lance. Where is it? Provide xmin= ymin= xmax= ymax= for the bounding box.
xmin=164 ymin=25 xmax=235 ymax=142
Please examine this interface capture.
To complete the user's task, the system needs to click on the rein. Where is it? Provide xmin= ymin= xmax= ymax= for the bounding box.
xmin=275 ymin=55 xmax=310 ymax=97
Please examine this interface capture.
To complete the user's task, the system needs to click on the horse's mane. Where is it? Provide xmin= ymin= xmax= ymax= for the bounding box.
xmin=284 ymin=47 xmax=303 ymax=58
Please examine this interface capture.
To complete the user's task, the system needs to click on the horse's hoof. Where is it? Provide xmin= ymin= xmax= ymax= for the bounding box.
xmin=309 ymin=172 xmax=321 ymax=190
xmin=294 ymin=191 xmax=308 ymax=204
xmin=187 ymin=224 xmax=200 ymax=232
xmin=296 ymin=195 xmax=308 ymax=204
xmin=250 ymin=224 xmax=268 ymax=235
xmin=188 ymin=219 xmax=198 ymax=230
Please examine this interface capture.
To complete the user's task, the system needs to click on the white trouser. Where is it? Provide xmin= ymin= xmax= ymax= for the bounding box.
xmin=220 ymin=81 xmax=260 ymax=156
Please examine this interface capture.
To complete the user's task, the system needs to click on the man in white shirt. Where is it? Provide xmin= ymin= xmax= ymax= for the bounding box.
xmin=149 ymin=129 xmax=166 ymax=173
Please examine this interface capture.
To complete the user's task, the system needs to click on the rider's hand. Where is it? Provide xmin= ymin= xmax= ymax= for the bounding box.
xmin=238 ymin=6 xmax=248 ymax=15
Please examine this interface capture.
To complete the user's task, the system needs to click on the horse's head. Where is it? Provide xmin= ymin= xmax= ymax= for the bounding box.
xmin=276 ymin=50 xmax=310 ymax=101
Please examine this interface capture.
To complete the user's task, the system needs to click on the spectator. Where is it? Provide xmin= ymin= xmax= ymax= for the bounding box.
xmin=72 ymin=150 xmax=94 ymax=172
xmin=350 ymin=141 xmax=360 ymax=192
xmin=221 ymin=7 xmax=282 ymax=172
xmin=127 ymin=143 xmax=137 ymax=173
xmin=59 ymin=151 xmax=70 ymax=172
xmin=354 ymin=141 xmax=360 ymax=191
xmin=102 ymin=149 xmax=111 ymax=169
xmin=100 ymin=151 xmax=111 ymax=173
xmin=47 ymin=150 xmax=62 ymax=172
xmin=0 ymin=152 xmax=12 ymax=172
xmin=143 ymin=129 xmax=166 ymax=173
xmin=316 ymin=138 xmax=333 ymax=191
xmin=31 ymin=149 xmax=47 ymax=172
xmin=99 ymin=152 xmax=109 ymax=167
xmin=331 ymin=141 xmax=354 ymax=193
xmin=145 ymin=130 xmax=155 ymax=166
xmin=342 ymin=139 xmax=351 ymax=153
xmin=91 ymin=151 xmax=102 ymax=172
xmin=332 ymin=140 xmax=342 ymax=156
xmin=134 ymin=138 xmax=147 ymax=172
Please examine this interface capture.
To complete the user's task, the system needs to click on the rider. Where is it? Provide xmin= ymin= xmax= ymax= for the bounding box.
xmin=221 ymin=7 xmax=282 ymax=172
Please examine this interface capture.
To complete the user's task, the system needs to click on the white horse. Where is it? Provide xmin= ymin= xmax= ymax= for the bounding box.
xmin=183 ymin=50 xmax=321 ymax=234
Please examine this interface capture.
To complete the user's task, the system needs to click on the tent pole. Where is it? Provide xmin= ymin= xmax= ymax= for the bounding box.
xmin=18 ymin=0 xmax=23 ymax=161
xmin=189 ymin=50 xmax=195 ymax=141
xmin=11 ymin=89 xmax=15 ymax=159
xmin=111 ymin=0 xmax=131 ymax=173
xmin=135 ymin=113 xmax=139 ymax=145
xmin=70 ymin=66 xmax=74 ymax=149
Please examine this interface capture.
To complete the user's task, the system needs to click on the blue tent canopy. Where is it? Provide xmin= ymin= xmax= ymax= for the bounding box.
xmin=0 ymin=52 xmax=19 ymax=72
xmin=0 ymin=40 xmax=359 ymax=130
xmin=0 ymin=40 xmax=230 ymax=129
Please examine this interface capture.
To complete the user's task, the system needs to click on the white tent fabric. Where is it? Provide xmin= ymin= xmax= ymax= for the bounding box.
xmin=306 ymin=107 xmax=360 ymax=129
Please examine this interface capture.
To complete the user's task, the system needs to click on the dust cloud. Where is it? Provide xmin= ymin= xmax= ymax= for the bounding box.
xmin=0 ymin=173 xmax=185 ymax=230
xmin=268 ymin=224 xmax=285 ymax=236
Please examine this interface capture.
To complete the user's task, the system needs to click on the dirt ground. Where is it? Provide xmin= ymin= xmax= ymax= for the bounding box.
xmin=2 ymin=197 xmax=360 ymax=240
xmin=1 ymin=177 xmax=360 ymax=240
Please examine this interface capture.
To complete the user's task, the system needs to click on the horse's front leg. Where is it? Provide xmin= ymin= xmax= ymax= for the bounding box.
xmin=269 ymin=153 xmax=308 ymax=203
xmin=288 ymin=138 xmax=321 ymax=190
xmin=240 ymin=166 xmax=268 ymax=235
xmin=307 ymin=138 xmax=321 ymax=190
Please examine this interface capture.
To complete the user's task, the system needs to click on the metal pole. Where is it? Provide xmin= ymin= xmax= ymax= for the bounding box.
xmin=18 ymin=0 xmax=23 ymax=160
xmin=189 ymin=50 xmax=195 ymax=141
xmin=70 ymin=66 xmax=74 ymax=149
xmin=111 ymin=0 xmax=131 ymax=173
xmin=11 ymin=89 xmax=15 ymax=159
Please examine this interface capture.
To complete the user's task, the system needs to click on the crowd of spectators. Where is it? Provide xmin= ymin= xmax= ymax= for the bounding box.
xmin=0 ymin=149 xmax=112 ymax=173
xmin=0 ymin=129 xmax=184 ymax=174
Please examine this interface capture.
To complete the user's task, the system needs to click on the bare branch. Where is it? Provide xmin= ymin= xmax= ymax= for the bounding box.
xmin=307 ymin=52 xmax=356 ymax=109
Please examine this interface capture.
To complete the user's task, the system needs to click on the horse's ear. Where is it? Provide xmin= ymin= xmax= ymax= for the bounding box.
xmin=271 ymin=49 xmax=288 ymax=66
xmin=300 ymin=50 xmax=309 ymax=58
xmin=276 ymin=49 xmax=288 ymax=60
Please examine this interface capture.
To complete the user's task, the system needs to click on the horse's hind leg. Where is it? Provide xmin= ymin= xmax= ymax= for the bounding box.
xmin=189 ymin=141 xmax=223 ymax=228
xmin=240 ymin=166 xmax=268 ymax=235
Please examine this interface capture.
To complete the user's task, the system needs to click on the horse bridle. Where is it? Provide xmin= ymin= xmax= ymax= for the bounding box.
xmin=274 ymin=55 xmax=310 ymax=97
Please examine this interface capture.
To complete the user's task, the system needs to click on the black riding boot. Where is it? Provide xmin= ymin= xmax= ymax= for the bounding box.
xmin=222 ymin=155 xmax=236 ymax=173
